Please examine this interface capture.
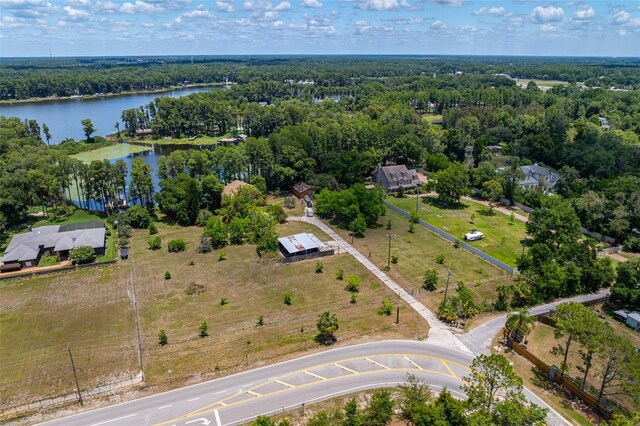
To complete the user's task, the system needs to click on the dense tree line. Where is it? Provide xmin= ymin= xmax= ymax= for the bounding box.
xmin=2 ymin=56 xmax=639 ymax=100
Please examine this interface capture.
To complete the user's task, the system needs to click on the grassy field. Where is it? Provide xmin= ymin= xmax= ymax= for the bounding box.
xmin=388 ymin=196 xmax=527 ymax=267
xmin=0 ymin=218 xmax=426 ymax=406
xmin=70 ymin=143 xmax=151 ymax=163
xmin=330 ymin=207 xmax=510 ymax=313
xmin=515 ymin=79 xmax=584 ymax=88
xmin=0 ymin=266 xmax=138 ymax=405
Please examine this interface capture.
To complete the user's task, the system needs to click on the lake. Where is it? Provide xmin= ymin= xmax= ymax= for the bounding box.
xmin=0 ymin=86 xmax=215 ymax=143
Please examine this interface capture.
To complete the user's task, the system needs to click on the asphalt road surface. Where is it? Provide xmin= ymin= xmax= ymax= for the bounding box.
xmin=41 ymin=341 xmax=475 ymax=426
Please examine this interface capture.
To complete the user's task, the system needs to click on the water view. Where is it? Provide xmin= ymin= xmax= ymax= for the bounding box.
xmin=0 ymin=86 xmax=215 ymax=143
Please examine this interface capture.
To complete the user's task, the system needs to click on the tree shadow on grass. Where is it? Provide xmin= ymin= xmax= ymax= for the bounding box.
xmin=421 ymin=197 xmax=466 ymax=211
xmin=475 ymin=208 xmax=496 ymax=217
xmin=314 ymin=334 xmax=337 ymax=346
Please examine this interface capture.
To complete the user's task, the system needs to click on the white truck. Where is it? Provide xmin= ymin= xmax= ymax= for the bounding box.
xmin=464 ymin=229 xmax=484 ymax=241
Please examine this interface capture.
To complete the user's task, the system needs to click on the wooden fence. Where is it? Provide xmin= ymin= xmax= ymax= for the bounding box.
xmin=0 ymin=259 xmax=117 ymax=282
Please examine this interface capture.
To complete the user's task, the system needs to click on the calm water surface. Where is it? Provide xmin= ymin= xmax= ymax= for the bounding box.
xmin=0 ymin=87 xmax=214 ymax=143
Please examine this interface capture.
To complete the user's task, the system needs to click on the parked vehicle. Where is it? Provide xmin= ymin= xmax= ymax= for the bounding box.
xmin=464 ymin=229 xmax=484 ymax=241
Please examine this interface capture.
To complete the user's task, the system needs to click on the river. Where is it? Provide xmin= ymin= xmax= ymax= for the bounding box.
xmin=0 ymin=86 xmax=215 ymax=143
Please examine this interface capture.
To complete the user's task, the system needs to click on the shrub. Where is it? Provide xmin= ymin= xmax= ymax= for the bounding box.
xmin=391 ymin=255 xmax=399 ymax=264
xmin=377 ymin=298 xmax=394 ymax=316
xmin=435 ymin=253 xmax=445 ymax=264
xmin=266 ymin=204 xmax=288 ymax=224
xmin=69 ymin=246 xmax=96 ymax=264
xmin=118 ymin=236 xmax=128 ymax=247
xmin=220 ymin=297 xmax=228 ymax=305
xmin=196 ymin=209 xmax=213 ymax=227
xmin=199 ymin=321 xmax=208 ymax=338
xmin=336 ymin=268 xmax=344 ymax=280
xmin=350 ymin=293 xmax=358 ymax=304
xmin=257 ymin=315 xmax=264 ymax=326
xmin=188 ymin=260 xmax=195 ymax=266
xmin=408 ymin=223 xmax=415 ymax=233
xmin=410 ymin=212 xmax=419 ymax=223
xmin=197 ymin=236 xmax=213 ymax=253
xmin=470 ymin=213 xmax=476 ymax=224
xmin=284 ymin=292 xmax=292 ymax=305
xmin=624 ymin=235 xmax=640 ymax=252
xmin=165 ymin=271 xmax=171 ymax=280
xmin=344 ymin=274 xmax=361 ymax=293
xmin=509 ymin=213 xmax=515 ymax=224
xmin=148 ymin=236 xmax=162 ymax=250
xmin=315 ymin=261 xmax=324 ymax=273
xmin=283 ymin=197 xmax=296 ymax=209
xmin=453 ymin=239 xmax=460 ymax=249
xmin=386 ymin=219 xmax=392 ymax=230
xmin=125 ymin=205 xmax=151 ymax=228
xmin=186 ymin=281 xmax=206 ymax=295
xmin=148 ymin=222 xmax=158 ymax=235
xmin=423 ymin=269 xmax=438 ymax=291
xmin=218 ymin=252 xmax=226 ymax=261
xmin=158 ymin=329 xmax=168 ymax=346
xmin=168 ymin=239 xmax=186 ymax=252
xmin=118 ymin=225 xmax=132 ymax=239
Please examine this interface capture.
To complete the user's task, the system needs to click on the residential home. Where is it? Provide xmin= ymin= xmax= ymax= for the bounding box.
xmin=0 ymin=222 xmax=106 ymax=270
xmin=222 ymin=180 xmax=255 ymax=197
xmin=372 ymin=164 xmax=419 ymax=193
xmin=498 ymin=164 xmax=560 ymax=193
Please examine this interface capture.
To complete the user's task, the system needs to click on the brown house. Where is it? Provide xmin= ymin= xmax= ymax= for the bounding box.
xmin=222 ymin=180 xmax=254 ymax=197
xmin=292 ymin=182 xmax=314 ymax=199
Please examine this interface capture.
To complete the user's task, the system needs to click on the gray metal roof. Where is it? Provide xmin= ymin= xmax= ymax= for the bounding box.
xmin=278 ymin=233 xmax=324 ymax=254
xmin=628 ymin=312 xmax=640 ymax=322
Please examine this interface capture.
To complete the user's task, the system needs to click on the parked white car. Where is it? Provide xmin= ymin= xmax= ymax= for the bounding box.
xmin=464 ymin=229 xmax=484 ymax=241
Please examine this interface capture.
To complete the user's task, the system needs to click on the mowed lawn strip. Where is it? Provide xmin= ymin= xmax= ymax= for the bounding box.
xmin=0 ymin=266 xmax=138 ymax=404
xmin=388 ymin=196 xmax=528 ymax=267
xmin=328 ymin=208 xmax=509 ymax=313
xmin=130 ymin=220 xmax=426 ymax=387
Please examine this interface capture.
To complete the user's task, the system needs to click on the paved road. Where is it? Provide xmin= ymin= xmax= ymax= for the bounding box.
xmin=458 ymin=289 xmax=611 ymax=354
xmin=41 ymin=341 xmax=473 ymax=426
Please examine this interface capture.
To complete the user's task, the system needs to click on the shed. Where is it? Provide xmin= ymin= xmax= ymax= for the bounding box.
xmin=626 ymin=312 xmax=640 ymax=332
xmin=292 ymin=182 xmax=314 ymax=199
xmin=278 ymin=233 xmax=324 ymax=257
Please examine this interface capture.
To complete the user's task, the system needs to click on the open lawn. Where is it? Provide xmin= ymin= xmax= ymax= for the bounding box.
xmin=0 ymin=266 xmax=138 ymax=406
xmin=135 ymin=219 xmax=425 ymax=388
xmin=329 ymin=207 xmax=510 ymax=313
xmin=388 ymin=196 xmax=528 ymax=267
xmin=515 ymin=79 xmax=584 ymax=88
xmin=0 ymin=218 xmax=425 ymax=406
xmin=70 ymin=143 xmax=152 ymax=163
xmin=37 ymin=255 xmax=58 ymax=267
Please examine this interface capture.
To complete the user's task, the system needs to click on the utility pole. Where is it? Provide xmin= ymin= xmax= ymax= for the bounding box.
xmin=396 ymin=307 xmax=400 ymax=324
xmin=67 ymin=345 xmax=83 ymax=406
xmin=415 ymin=188 xmax=420 ymax=214
xmin=130 ymin=246 xmax=145 ymax=382
xmin=442 ymin=269 xmax=452 ymax=307
xmin=386 ymin=233 xmax=395 ymax=271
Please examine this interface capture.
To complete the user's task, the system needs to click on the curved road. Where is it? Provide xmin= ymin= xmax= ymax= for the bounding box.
xmin=42 ymin=341 xmax=473 ymax=426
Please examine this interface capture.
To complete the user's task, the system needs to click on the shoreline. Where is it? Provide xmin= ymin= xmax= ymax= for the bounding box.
xmin=0 ymin=83 xmax=228 ymax=105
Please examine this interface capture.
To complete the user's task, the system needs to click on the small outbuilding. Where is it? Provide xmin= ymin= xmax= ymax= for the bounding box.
xmin=278 ymin=233 xmax=324 ymax=257
xmin=292 ymin=182 xmax=314 ymax=199
xmin=627 ymin=312 xmax=640 ymax=332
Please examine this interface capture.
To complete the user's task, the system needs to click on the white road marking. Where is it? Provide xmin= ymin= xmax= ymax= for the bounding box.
xmin=158 ymin=405 xmax=172 ymax=409
xmin=366 ymin=357 xmax=390 ymax=369
xmin=214 ymin=390 xmax=226 ymax=395
xmin=89 ymin=413 xmax=138 ymax=426
xmin=275 ymin=379 xmax=295 ymax=388
xmin=214 ymin=409 xmax=222 ymax=426
xmin=188 ymin=397 xmax=200 ymax=402
xmin=304 ymin=370 xmax=326 ymax=380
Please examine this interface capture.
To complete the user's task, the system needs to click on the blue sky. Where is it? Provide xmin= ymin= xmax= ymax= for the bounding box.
xmin=1 ymin=0 xmax=639 ymax=57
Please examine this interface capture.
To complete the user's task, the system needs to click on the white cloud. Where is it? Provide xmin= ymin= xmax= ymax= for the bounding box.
xmin=429 ymin=0 xmax=465 ymax=7
xmin=540 ymin=23 xmax=558 ymax=32
xmin=65 ymin=0 xmax=91 ymax=5
xmin=1 ymin=0 xmax=57 ymax=18
xmin=120 ymin=1 xmax=164 ymax=14
xmin=94 ymin=0 xmax=119 ymax=13
xmin=613 ymin=10 xmax=630 ymax=25
xmin=216 ymin=0 xmax=234 ymax=12
xmin=274 ymin=1 xmax=291 ymax=11
xmin=183 ymin=5 xmax=213 ymax=18
xmin=431 ymin=20 xmax=447 ymax=30
xmin=572 ymin=5 xmax=594 ymax=21
xmin=355 ymin=0 xmax=399 ymax=11
xmin=63 ymin=5 xmax=91 ymax=20
xmin=473 ymin=6 xmax=509 ymax=17
xmin=302 ymin=0 xmax=323 ymax=8
xmin=531 ymin=5 xmax=563 ymax=23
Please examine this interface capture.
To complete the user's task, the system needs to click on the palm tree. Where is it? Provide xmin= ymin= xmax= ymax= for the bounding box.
xmin=505 ymin=308 xmax=536 ymax=343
